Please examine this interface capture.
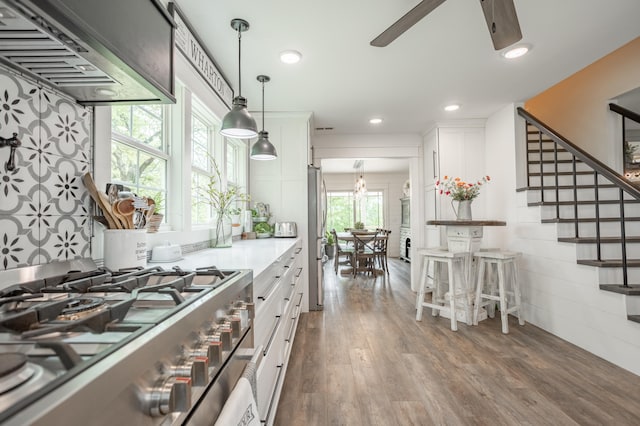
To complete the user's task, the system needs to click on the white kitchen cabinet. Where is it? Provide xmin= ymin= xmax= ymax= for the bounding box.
xmin=254 ymin=239 xmax=304 ymax=425
xmin=249 ymin=112 xmax=311 ymax=312
xmin=423 ymin=123 xmax=485 ymax=246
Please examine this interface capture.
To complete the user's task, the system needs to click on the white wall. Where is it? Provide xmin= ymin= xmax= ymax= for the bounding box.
xmin=323 ymin=172 xmax=409 ymax=257
xmin=486 ymin=103 xmax=640 ymax=377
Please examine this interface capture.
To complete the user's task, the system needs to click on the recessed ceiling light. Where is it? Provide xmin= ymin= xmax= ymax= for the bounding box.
xmin=280 ymin=50 xmax=302 ymax=64
xmin=369 ymin=118 xmax=383 ymax=124
xmin=502 ymin=44 xmax=530 ymax=59
xmin=444 ymin=104 xmax=460 ymax=112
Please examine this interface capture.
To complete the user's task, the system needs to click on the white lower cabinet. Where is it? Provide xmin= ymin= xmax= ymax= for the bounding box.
xmin=255 ymin=239 xmax=304 ymax=425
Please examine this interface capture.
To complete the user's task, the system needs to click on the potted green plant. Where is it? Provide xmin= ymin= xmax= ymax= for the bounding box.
xmin=354 ymin=221 xmax=365 ymax=230
xmin=324 ymin=231 xmax=335 ymax=258
xmin=197 ymin=155 xmax=249 ymax=247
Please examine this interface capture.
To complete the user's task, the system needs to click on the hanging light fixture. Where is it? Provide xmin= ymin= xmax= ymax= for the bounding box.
xmin=251 ymin=75 xmax=278 ymax=160
xmin=220 ymin=19 xmax=258 ymax=139
xmin=354 ymin=160 xmax=367 ymax=198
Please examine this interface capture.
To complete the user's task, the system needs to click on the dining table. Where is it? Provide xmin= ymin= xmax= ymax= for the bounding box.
xmin=335 ymin=231 xmax=387 ymax=276
xmin=426 ymin=219 xmax=507 ymax=323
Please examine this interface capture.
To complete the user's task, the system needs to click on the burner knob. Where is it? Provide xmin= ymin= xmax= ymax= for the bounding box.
xmin=235 ymin=301 xmax=255 ymax=318
xmin=233 ymin=306 xmax=251 ymax=329
xmin=228 ymin=316 xmax=242 ymax=338
xmin=199 ymin=332 xmax=224 ymax=366
xmin=218 ymin=325 xmax=232 ymax=351
xmin=146 ymin=376 xmax=191 ymax=417
xmin=185 ymin=356 xmax=209 ymax=386
xmin=171 ymin=356 xmax=210 ymax=387
xmin=208 ymin=340 xmax=223 ymax=366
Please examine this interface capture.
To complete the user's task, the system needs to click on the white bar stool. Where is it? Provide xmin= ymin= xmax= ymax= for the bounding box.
xmin=472 ymin=250 xmax=525 ymax=333
xmin=416 ymin=248 xmax=470 ymax=331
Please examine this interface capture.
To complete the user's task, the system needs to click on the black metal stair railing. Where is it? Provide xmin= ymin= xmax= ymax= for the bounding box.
xmin=517 ymin=107 xmax=640 ymax=292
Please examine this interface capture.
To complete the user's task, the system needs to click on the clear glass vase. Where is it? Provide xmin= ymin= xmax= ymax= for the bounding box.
xmin=211 ymin=214 xmax=233 ymax=248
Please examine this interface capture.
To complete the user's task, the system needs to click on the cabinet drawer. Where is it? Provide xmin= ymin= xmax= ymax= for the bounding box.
xmin=254 ymin=279 xmax=282 ymax=346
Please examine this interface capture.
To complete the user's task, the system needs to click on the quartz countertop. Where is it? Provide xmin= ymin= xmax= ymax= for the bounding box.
xmin=150 ymin=238 xmax=301 ymax=278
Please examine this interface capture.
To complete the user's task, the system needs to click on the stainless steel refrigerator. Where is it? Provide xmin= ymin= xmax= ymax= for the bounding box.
xmin=308 ymin=166 xmax=326 ymax=311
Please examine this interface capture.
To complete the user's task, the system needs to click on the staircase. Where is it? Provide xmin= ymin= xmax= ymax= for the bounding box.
xmin=517 ymin=107 xmax=640 ymax=324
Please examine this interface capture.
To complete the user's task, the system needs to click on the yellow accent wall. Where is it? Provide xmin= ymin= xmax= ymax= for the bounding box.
xmin=524 ymin=36 xmax=640 ymax=164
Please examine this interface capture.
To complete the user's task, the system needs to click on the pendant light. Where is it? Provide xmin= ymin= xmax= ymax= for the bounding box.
xmin=220 ymin=19 xmax=258 ymax=139
xmin=250 ymin=75 xmax=278 ymax=160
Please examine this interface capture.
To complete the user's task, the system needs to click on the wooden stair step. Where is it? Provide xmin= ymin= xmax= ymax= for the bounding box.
xmin=528 ymin=159 xmax=582 ymax=164
xmin=527 ymin=148 xmax=569 ymax=153
xmin=542 ymin=217 xmax=640 ymax=223
xmin=628 ymin=315 xmax=640 ymax=323
xmin=522 ymin=184 xmax=618 ymax=191
xmin=578 ymin=259 xmax=640 ymax=268
xmin=599 ymin=284 xmax=640 ymax=295
xmin=558 ymin=237 xmax=640 ymax=244
xmin=528 ymin=171 xmax=594 ymax=176
xmin=528 ymin=199 xmax=640 ymax=207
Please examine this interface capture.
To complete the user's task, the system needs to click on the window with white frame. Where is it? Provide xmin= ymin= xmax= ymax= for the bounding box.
xmin=226 ymin=138 xmax=248 ymax=212
xmin=111 ymin=104 xmax=168 ymax=219
xmin=190 ymin=97 xmax=217 ymax=225
xmin=326 ymin=190 xmax=384 ymax=231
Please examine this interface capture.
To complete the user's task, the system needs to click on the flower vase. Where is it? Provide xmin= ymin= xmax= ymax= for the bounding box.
xmin=452 ymin=199 xmax=473 ymax=220
xmin=211 ymin=214 xmax=233 ymax=248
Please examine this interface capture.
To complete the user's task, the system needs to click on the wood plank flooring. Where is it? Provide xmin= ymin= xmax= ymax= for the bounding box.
xmin=274 ymin=258 xmax=640 ymax=425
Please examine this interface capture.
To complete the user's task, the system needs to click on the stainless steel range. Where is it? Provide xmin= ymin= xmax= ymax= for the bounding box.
xmin=0 ymin=259 xmax=253 ymax=425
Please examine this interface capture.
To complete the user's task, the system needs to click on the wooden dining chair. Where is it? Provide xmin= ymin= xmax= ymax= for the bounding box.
xmin=331 ymin=228 xmax=354 ymax=274
xmin=352 ymin=232 xmax=379 ymax=276
xmin=374 ymin=229 xmax=391 ymax=273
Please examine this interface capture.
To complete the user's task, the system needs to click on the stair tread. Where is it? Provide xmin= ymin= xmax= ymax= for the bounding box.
xmin=578 ymin=259 xmax=640 ymax=268
xmin=523 ymin=184 xmax=618 ymax=190
xmin=528 ymin=171 xmax=594 ymax=176
xmin=599 ymin=284 xmax=640 ymax=295
xmin=558 ymin=237 xmax=640 ymax=244
xmin=528 ymin=159 xmax=583 ymax=164
xmin=542 ymin=217 xmax=640 ymax=223
xmin=528 ymin=199 xmax=640 ymax=206
xmin=527 ymin=148 xmax=569 ymax=153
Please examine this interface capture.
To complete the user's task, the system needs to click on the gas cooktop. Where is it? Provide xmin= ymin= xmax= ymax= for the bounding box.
xmin=0 ymin=259 xmax=254 ymax=425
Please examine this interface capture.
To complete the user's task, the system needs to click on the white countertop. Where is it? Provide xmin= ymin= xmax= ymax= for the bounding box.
xmin=151 ymin=238 xmax=301 ymax=278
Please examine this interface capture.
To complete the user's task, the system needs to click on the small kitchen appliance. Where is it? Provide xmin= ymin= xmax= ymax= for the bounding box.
xmin=273 ymin=222 xmax=297 ymax=238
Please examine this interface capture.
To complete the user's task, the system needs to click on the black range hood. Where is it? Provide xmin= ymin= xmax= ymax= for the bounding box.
xmin=0 ymin=0 xmax=175 ymax=105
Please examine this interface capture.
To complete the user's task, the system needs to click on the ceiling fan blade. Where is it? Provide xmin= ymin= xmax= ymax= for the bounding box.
xmin=479 ymin=0 xmax=522 ymax=50
xmin=370 ymin=0 xmax=447 ymax=47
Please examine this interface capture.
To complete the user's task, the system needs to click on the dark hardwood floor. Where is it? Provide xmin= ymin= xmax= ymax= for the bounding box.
xmin=274 ymin=258 xmax=640 ymax=425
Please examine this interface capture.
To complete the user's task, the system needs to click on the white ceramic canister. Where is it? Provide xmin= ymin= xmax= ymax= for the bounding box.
xmin=103 ymin=229 xmax=148 ymax=271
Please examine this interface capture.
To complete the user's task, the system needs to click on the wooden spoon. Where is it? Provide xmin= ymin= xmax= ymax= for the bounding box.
xmin=110 ymin=202 xmax=130 ymax=229
xmin=116 ymin=199 xmax=135 ymax=229
xmin=82 ymin=173 xmax=121 ymax=229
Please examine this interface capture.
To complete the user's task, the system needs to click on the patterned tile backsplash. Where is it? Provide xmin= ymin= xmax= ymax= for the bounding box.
xmin=0 ymin=68 xmax=92 ymax=270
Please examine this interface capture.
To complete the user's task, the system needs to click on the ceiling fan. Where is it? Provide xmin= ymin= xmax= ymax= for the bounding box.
xmin=370 ymin=0 xmax=522 ymax=50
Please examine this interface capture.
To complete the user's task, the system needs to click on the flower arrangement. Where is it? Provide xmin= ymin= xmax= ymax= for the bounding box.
xmin=436 ymin=175 xmax=490 ymax=201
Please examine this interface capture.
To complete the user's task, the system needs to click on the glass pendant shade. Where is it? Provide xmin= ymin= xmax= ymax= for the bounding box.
xmin=251 ymin=131 xmax=277 ymax=160
xmin=221 ymin=96 xmax=258 ymax=138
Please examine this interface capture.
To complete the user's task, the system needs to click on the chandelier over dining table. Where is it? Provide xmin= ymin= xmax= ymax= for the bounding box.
xmin=354 ymin=159 xmax=367 ymax=198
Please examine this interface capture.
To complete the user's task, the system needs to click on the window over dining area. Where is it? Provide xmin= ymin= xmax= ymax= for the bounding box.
xmin=326 ymin=190 xmax=384 ymax=231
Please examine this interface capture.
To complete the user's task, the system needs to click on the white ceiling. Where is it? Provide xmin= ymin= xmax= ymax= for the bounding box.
xmin=174 ymin=0 xmax=640 ymax=173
